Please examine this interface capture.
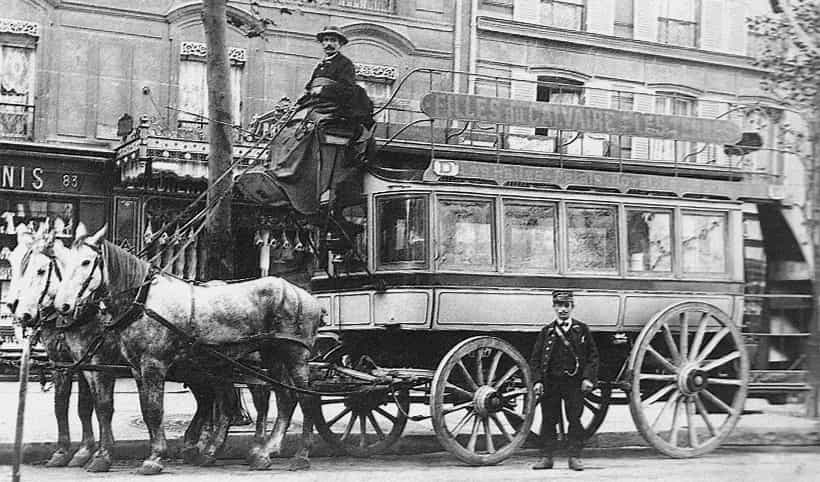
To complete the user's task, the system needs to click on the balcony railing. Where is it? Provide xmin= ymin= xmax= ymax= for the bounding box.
xmin=0 ymin=102 xmax=34 ymax=140
xmin=337 ymin=0 xmax=395 ymax=14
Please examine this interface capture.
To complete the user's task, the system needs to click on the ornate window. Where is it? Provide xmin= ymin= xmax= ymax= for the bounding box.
xmin=566 ymin=205 xmax=617 ymax=272
xmin=658 ymin=0 xmax=698 ymax=48
xmin=177 ymin=42 xmax=244 ymax=134
xmin=540 ymin=0 xmax=585 ymax=30
xmin=0 ymin=18 xmax=38 ymax=139
xmin=437 ymin=198 xmax=495 ymax=271
xmin=377 ymin=195 xmax=427 ymax=268
xmin=503 ymin=202 xmax=556 ymax=273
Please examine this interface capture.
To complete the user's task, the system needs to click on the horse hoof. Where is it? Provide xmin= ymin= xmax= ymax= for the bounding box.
xmin=67 ymin=447 xmax=93 ymax=467
xmin=181 ymin=447 xmax=200 ymax=465
xmin=288 ymin=457 xmax=310 ymax=472
xmin=45 ymin=449 xmax=72 ymax=467
xmin=247 ymin=453 xmax=272 ymax=471
xmin=194 ymin=453 xmax=217 ymax=467
xmin=85 ymin=455 xmax=112 ymax=473
xmin=137 ymin=460 xmax=164 ymax=476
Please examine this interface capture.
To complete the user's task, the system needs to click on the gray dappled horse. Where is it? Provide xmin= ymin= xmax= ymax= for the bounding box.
xmin=54 ymin=224 xmax=323 ymax=475
xmin=11 ymin=228 xmax=272 ymax=471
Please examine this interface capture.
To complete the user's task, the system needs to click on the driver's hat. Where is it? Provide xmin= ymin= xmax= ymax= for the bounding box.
xmin=316 ymin=26 xmax=348 ymax=46
xmin=552 ymin=290 xmax=574 ymax=304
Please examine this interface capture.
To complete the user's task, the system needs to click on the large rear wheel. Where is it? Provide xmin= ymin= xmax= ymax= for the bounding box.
xmin=430 ymin=336 xmax=535 ymax=465
xmin=628 ymin=302 xmax=749 ymax=458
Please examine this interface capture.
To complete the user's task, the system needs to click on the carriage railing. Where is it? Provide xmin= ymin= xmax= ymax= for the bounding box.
xmin=367 ymin=68 xmax=785 ymax=183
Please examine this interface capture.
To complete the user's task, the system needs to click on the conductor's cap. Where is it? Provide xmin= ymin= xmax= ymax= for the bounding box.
xmin=552 ymin=290 xmax=574 ymax=304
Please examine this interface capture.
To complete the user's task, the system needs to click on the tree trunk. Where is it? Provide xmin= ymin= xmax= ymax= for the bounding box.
xmin=201 ymin=0 xmax=234 ymax=281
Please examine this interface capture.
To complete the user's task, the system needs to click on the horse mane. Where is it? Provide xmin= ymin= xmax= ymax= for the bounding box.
xmin=101 ymin=240 xmax=150 ymax=298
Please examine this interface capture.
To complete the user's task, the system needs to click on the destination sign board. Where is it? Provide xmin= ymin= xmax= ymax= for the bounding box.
xmin=423 ymin=159 xmax=780 ymax=201
xmin=420 ymin=92 xmax=742 ymax=144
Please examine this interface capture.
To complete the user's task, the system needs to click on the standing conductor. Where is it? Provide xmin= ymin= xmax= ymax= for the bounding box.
xmin=529 ymin=290 xmax=599 ymax=471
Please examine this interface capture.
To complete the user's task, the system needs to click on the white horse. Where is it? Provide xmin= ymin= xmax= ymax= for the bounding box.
xmin=54 ymin=224 xmax=323 ymax=475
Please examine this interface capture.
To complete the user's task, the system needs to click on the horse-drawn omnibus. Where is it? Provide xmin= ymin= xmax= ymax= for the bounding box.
xmin=236 ymin=69 xmax=793 ymax=463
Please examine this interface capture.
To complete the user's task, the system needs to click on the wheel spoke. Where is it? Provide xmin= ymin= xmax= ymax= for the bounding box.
xmin=359 ymin=415 xmax=367 ymax=448
xmin=340 ymin=411 xmax=356 ymax=441
xmin=668 ymin=395 xmax=682 ymax=447
xmin=643 ymin=383 xmax=676 ymax=406
xmin=695 ymin=327 xmax=730 ymax=363
xmin=651 ymin=389 xmax=680 ymax=430
xmin=639 ymin=373 xmax=677 ymax=382
xmin=446 ymin=382 xmax=474 ymax=400
xmin=476 ymin=352 xmax=485 ymax=386
xmin=646 ymin=346 xmax=679 ymax=373
xmin=493 ymin=365 xmax=520 ymax=389
xmin=693 ymin=394 xmax=717 ymax=437
xmin=367 ymin=412 xmax=386 ymax=440
xmin=685 ymin=397 xmax=698 ymax=448
xmin=701 ymin=388 xmax=736 ymax=415
xmin=456 ymin=361 xmax=479 ymax=391
xmin=500 ymin=388 xmax=529 ymax=399
xmin=690 ymin=312 xmax=710 ymax=360
xmin=490 ymin=413 xmax=514 ymax=443
xmin=321 ymin=397 xmax=347 ymax=405
xmin=442 ymin=400 xmax=475 ymax=415
xmin=486 ymin=351 xmax=503 ymax=386
xmin=483 ymin=418 xmax=495 ymax=453
xmin=451 ymin=410 xmax=475 ymax=435
xmin=467 ymin=417 xmax=480 ymax=452
xmin=583 ymin=398 xmax=601 ymax=413
xmin=707 ymin=378 xmax=743 ymax=386
xmin=374 ymin=407 xmax=397 ymax=424
xmin=326 ymin=406 xmax=352 ymax=428
xmin=680 ymin=313 xmax=689 ymax=361
xmin=662 ymin=323 xmax=681 ymax=365
xmin=701 ymin=351 xmax=741 ymax=372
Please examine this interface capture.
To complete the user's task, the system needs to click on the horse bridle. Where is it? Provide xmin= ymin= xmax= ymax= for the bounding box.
xmin=15 ymin=248 xmax=62 ymax=327
xmin=71 ymin=242 xmax=106 ymax=321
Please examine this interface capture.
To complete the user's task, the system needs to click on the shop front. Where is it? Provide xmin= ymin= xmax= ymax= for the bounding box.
xmin=0 ymin=140 xmax=112 ymax=342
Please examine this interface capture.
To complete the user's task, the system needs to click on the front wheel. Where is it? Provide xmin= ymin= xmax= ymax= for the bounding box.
xmin=430 ymin=336 xmax=535 ymax=465
xmin=628 ymin=302 xmax=749 ymax=458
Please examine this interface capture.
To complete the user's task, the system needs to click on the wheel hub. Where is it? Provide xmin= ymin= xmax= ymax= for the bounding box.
xmin=474 ymin=385 xmax=503 ymax=417
xmin=679 ymin=365 xmax=709 ymax=395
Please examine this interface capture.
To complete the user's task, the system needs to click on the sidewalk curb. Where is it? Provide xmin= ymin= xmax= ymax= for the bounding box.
xmin=2 ymin=429 xmax=817 ymax=465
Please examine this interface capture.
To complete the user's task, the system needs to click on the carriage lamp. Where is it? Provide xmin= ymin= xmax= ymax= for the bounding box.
xmin=432 ymin=159 xmax=459 ymax=177
xmin=723 ymin=132 xmax=763 ymax=157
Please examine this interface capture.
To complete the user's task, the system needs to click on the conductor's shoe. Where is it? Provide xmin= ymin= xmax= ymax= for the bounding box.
xmin=532 ymin=455 xmax=554 ymax=470
xmin=568 ymin=457 xmax=584 ymax=471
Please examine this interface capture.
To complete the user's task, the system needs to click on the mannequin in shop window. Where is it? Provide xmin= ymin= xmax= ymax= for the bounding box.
xmin=254 ymin=229 xmax=272 ymax=277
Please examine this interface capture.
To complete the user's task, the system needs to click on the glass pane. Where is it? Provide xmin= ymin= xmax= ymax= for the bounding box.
xmin=504 ymin=203 xmax=556 ymax=272
xmin=377 ymin=196 xmax=427 ymax=266
xmin=567 ymin=206 xmax=617 ymax=271
xmin=627 ymin=210 xmax=672 ymax=272
xmin=682 ymin=213 xmax=727 ymax=273
xmin=437 ymin=199 xmax=494 ymax=270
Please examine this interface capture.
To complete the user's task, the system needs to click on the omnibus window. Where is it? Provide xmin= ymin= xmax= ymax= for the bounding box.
xmin=377 ymin=196 xmax=427 ymax=267
xmin=437 ymin=199 xmax=494 ymax=270
xmin=627 ymin=210 xmax=672 ymax=272
xmin=682 ymin=212 xmax=727 ymax=273
xmin=567 ymin=206 xmax=617 ymax=271
xmin=504 ymin=203 xmax=556 ymax=272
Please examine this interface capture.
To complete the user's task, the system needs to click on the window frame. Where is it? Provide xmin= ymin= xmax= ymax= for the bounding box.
xmin=500 ymin=198 xmax=559 ymax=274
xmin=622 ymin=205 xmax=675 ymax=278
xmin=563 ymin=202 xmax=620 ymax=275
xmin=374 ymin=192 xmax=430 ymax=271
xmin=539 ymin=0 xmax=587 ymax=31
xmin=678 ymin=208 xmax=730 ymax=278
xmin=434 ymin=194 xmax=497 ymax=273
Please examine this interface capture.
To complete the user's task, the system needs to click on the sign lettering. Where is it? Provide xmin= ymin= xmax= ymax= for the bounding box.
xmin=420 ymin=92 xmax=742 ymax=144
xmin=0 ymin=165 xmax=44 ymax=190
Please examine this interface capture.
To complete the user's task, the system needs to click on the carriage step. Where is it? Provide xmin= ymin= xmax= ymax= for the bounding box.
xmin=748 ymin=370 xmax=811 ymax=393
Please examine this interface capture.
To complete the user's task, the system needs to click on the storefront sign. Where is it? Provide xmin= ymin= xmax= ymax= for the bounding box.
xmin=0 ymin=160 xmax=104 ymax=195
xmin=1 ymin=165 xmax=44 ymax=190
xmin=425 ymin=159 xmax=778 ymax=201
xmin=420 ymin=92 xmax=742 ymax=144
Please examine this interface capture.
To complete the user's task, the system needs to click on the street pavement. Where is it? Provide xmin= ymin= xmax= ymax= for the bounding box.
xmin=0 ymin=379 xmax=818 ymax=464
xmin=3 ymin=446 xmax=820 ymax=481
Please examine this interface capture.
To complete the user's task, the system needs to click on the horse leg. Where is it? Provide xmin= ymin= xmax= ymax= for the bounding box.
xmin=182 ymin=381 xmax=212 ymax=465
xmin=285 ymin=348 xmax=317 ymax=472
xmin=249 ymin=385 xmax=294 ymax=471
xmin=199 ymin=384 xmax=236 ymax=465
xmin=134 ymin=362 xmax=169 ymax=475
xmin=84 ymin=370 xmax=116 ymax=472
xmin=45 ymin=368 xmax=73 ymax=467
xmin=245 ymin=384 xmax=270 ymax=469
xmin=68 ymin=372 xmax=95 ymax=467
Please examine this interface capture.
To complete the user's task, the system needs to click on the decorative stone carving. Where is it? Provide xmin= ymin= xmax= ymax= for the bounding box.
xmin=180 ymin=41 xmax=246 ymax=64
xmin=355 ymin=63 xmax=397 ymax=81
xmin=0 ymin=18 xmax=39 ymax=37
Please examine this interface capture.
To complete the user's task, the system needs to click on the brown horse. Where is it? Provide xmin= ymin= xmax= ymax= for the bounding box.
xmin=11 ymin=228 xmax=267 ymax=470
xmin=54 ymin=224 xmax=323 ymax=475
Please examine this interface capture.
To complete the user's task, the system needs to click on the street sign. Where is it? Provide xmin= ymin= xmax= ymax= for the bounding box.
xmin=420 ymin=91 xmax=742 ymax=144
